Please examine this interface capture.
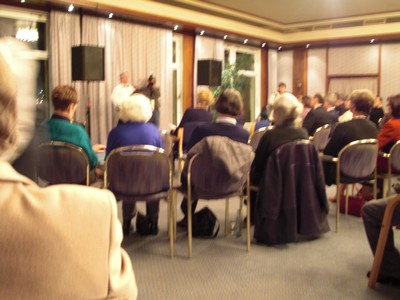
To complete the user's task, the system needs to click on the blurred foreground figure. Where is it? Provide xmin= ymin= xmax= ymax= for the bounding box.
xmin=0 ymin=40 xmax=137 ymax=300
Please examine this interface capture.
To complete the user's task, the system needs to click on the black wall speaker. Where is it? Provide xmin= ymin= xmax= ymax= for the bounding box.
xmin=71 ymin=46 xmax=105 ymax=81
xmin=197 ymin=59 xmax=222 ymax=86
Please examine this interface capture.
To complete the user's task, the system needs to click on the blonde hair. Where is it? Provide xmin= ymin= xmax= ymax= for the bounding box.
xmin=119 ymin=93 xmax=153 ymax=123
xmin=0 ymin=51 xmax=17 ymax=157
xmin=196 ymin=89 xmax=214 ymax=108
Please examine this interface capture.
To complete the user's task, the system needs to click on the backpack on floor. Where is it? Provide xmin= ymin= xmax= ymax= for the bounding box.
xmin=192 ymin=207 xmax=220 ymax=238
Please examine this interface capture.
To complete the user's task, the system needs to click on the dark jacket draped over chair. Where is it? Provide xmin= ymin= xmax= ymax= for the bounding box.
xmin=254 ymin=140 xmax=330 ymax=245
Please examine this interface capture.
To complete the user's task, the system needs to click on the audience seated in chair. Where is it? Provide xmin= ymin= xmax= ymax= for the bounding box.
xmin=106 ymin=93 xmax=162 ymax=236
xmin=323 ymin=89 xmax=379 ymax=186
xmin=0 ymin=43 xmax=137 ymax=300
xmin=250 ymin=93 xmax=308 ymax=224
xmin=302 ymin=93 xmax=338 ymax=136
xmin=377 ymin=94 xmax=400 ymax=173
xmin=362 ymin=198 xmax=400 ymax=286
xmin=42 ymin=85 xmax=105 ymax=174
xmin=178 ymin=88 xmax=250 ymax=227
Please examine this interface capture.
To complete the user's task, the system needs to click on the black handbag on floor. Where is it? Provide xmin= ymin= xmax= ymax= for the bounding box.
xmin=192 ymin=207 xmax=220 ymax=238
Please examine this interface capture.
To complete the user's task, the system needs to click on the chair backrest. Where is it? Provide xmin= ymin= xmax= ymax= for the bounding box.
xmin=161 ymin=130 xmax=173 ymax=157
xmin=104 ymin=145 xmax=171 ymax=199
xmin=186 ymin=136 xmax=254 ymax=199
xmin=182 ymin=121 xmax=205 ymax=151
xmin=248 ymin=126 xmax=273 ymax=151
xmin=338 ymin=139 xmax=379 ymax=179
xmin=36 ymin=141 xmax=90 ymax=185
xmin=389 ymin=140 xmax=400 ymax=171
xmin=311 ymin=124 xmax=331 ymax=152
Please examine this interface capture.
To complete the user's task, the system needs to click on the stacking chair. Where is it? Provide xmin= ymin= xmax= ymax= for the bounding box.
xmin=377 ymin=140 xmax=400 ymax=197
xmin=161 ymin=130 xmax=173 ymax=157
xmin=310 ymin=124 xmax=331 ymax=152
xmin=172 ymin=136 xmax=254 ymax=258
xmin=104 ymin=145 xmax=173 ymax=256
xmin=323 ymin=139 xmax=379 ymax=232
xmin=248 ymin=126 xmax=273 ymax=151
xmin=36 ymin=141 xmax=90 ymax=186
xmin=368 ymin=195 xmax=400 ymax=288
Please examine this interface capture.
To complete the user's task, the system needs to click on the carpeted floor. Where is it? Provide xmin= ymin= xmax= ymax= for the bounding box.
xmin=120 ymin=186 xmax=400 ymax=300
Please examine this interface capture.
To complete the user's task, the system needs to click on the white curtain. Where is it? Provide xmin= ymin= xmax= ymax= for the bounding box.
xmin=49 ymin=11 xmax=83 ymax=120
xmin=194 ymin=36 xmax=224 ymax=103
xmin=50 ymin=13 xmax=173 ymax=144
xmin=328 ymin=77 xmax=378 ymax=97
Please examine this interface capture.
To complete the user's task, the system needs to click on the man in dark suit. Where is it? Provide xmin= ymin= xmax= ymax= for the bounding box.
xmin=303 ymin=93 xmax=338 ymax=136
xmin=178 ymin=89 xmax=250 ymax=227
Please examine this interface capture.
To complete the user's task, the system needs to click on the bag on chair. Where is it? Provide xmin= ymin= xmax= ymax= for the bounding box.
xmin=192 ymin=207 xmax=220 ymax=238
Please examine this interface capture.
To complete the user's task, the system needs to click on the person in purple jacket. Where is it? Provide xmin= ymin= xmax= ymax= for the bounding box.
xmin=106 ymin=93 xmax=162 ymax=236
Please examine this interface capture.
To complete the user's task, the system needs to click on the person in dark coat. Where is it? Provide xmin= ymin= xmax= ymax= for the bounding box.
xmin=303 ymin=93 xmax=338 ymax=136
xmin=323 ymin=89 xmax=379 ymax=185
xmin=178 ymin=89 xmax=250 ymax=227
xmin=249 ymin=93 xmax=308 ymax=224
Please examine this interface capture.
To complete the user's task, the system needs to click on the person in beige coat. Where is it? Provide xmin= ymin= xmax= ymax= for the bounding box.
xmin=0 ymin=43 xmax=137 ymax=299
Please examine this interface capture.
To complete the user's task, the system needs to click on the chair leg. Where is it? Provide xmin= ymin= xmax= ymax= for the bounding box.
xmin=345 ymin=185 xmax=349 ymax=216
xmin=168 ymin=191 xmax=174 ymax=258
xmin=246 ymin=193 xmax=251 ymax=252
xmin=173 ymin=190 xmax=177 ymax=241
xmin=368 ymin=197 xmax=400 ymax=288
xmin=336 ymin=184 xmax=341 ymax=233
xmin=383 ymin=178 xmax=389 ymax=198
xmin=187 ymin=194 xmax=192 ymax=259
xmin=225 ymin=199 xmax=229 ymax=236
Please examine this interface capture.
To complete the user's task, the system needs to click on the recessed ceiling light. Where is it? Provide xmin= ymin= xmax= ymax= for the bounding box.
xmin=68 ymin=4 xmax=74 ymax=12
xmin=370 ymin=38 xmax=375 ymax=43
xmin=21 ymin=0 xmax=25 ymax=3
xmin=108 ymin=13 xmax=113 ymax=19
xmin=243 ymin=39 xmax=248 ymax=44
xmin=306 ymin=44 xmax=310 ymax=48
xmin=261 ymin=42 xmax=266 ymax=48
xmin=223 ymin=35 xmax=228 ymax=40
xmin=200 ymin=30 xmax=205 ymax=35
xmin=278 ymin=46 xmax=282 ymax=50
xmin=174 ymin=25 xmax=179 ymax=31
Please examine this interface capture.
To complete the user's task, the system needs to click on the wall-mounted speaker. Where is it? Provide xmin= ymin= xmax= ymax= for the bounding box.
xmin=197 ymin=59 xmax=222 ymax=86
xmin=71 ymin=46 xmax=105 ymax=81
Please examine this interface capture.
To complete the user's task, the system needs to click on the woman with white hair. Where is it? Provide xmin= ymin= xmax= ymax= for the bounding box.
xmin=248 ymin=93 xmax=308 ymax=224
xmin=106 ymin=93 xmax=162 ymax=236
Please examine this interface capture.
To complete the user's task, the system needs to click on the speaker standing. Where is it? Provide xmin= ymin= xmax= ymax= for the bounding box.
xmin=111 ymin=72 xmax=135 ymax=126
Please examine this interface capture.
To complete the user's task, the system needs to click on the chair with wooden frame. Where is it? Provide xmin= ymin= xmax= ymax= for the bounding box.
xmin=172 ymin=136 xmax=254 ymax=258
xmin=36 ymin=141 xmax=90 ymax=186
xmin=103 ymin=145 xmax=174 ymax=256
xmin=377 ymin=140 xmax=400 ymax=197
xmin=368 ymin=195 xmax=400 ymax=288
xmin=248 ymin=126 xmax=274 ymax=151
xmin=322 ymin=139 xmax=379 ymax=232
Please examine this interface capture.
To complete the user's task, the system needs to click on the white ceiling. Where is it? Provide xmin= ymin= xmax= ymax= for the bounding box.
xmin=201 ymin=0 xmax=400 ymax=25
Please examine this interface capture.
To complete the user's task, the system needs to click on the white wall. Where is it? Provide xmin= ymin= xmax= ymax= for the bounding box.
xmin=381 ymin=44 xmax=400 ymax=102
xmin=277 ymin=50 xmax=293 ymax=93
xmin=307 ymin=48 xmax=326 ymax=96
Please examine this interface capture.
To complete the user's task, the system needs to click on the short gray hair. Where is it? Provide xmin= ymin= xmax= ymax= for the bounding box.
xmin=119 ymin=93 xmax=153 ymax=123
xmin=272 ymin=93 xmax=303 ymax=127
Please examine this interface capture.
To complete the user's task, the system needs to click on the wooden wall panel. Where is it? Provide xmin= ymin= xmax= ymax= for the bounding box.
xmin=292 ymin=48 xmax=307 ymax=97
xmin=183 ymin=34 xmax=194 ymax=110
xmin=260 ymin=48 xmax=268 ymax=109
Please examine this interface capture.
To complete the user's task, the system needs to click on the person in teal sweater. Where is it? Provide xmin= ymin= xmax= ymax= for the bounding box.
xmin=46 ymin=85 xmax=105 ymax=170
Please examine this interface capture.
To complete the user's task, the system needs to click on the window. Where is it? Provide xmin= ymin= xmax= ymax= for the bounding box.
xmin=223 ymin=44 xmax=260 ymax=122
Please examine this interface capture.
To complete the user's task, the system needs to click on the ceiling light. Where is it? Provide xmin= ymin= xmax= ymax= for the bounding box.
xmin=306 ymin=44 xmax=310 ymax=48
xmin=174 ymin=25 xmax=179 ymax=31
xmin=278 ymin=46 xmax=282 ymax=50
xmin=200 ymin=30 xmax=205 ymax=35
xmin=68 ymin=4 xmax=74 ymax=12
xmin=223 ymin=35 xmax=228 ymax=40
xmin=370 ymin=38 xmax=375 ymax=43
xmin=108 ymin=13 xmax=113 ymax=19
xmin=261 ymin=43 xmax=266 ymax=48
xmin=244 ymin=39 xmax=248 ymax=44
xmin=21 ymin=0 xmax=25 ymax=3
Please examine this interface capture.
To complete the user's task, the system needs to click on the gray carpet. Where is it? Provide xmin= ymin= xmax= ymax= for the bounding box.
xmin=120 ymin=186 xmax=400 ymax=300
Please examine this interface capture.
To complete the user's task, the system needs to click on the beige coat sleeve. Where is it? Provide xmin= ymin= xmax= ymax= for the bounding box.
xmin=106 ymin=192 xmax=138 ymax=300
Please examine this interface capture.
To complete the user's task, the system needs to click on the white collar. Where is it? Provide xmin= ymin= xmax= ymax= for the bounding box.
xmin=216 ymin=116 xmax=237 ymax=125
